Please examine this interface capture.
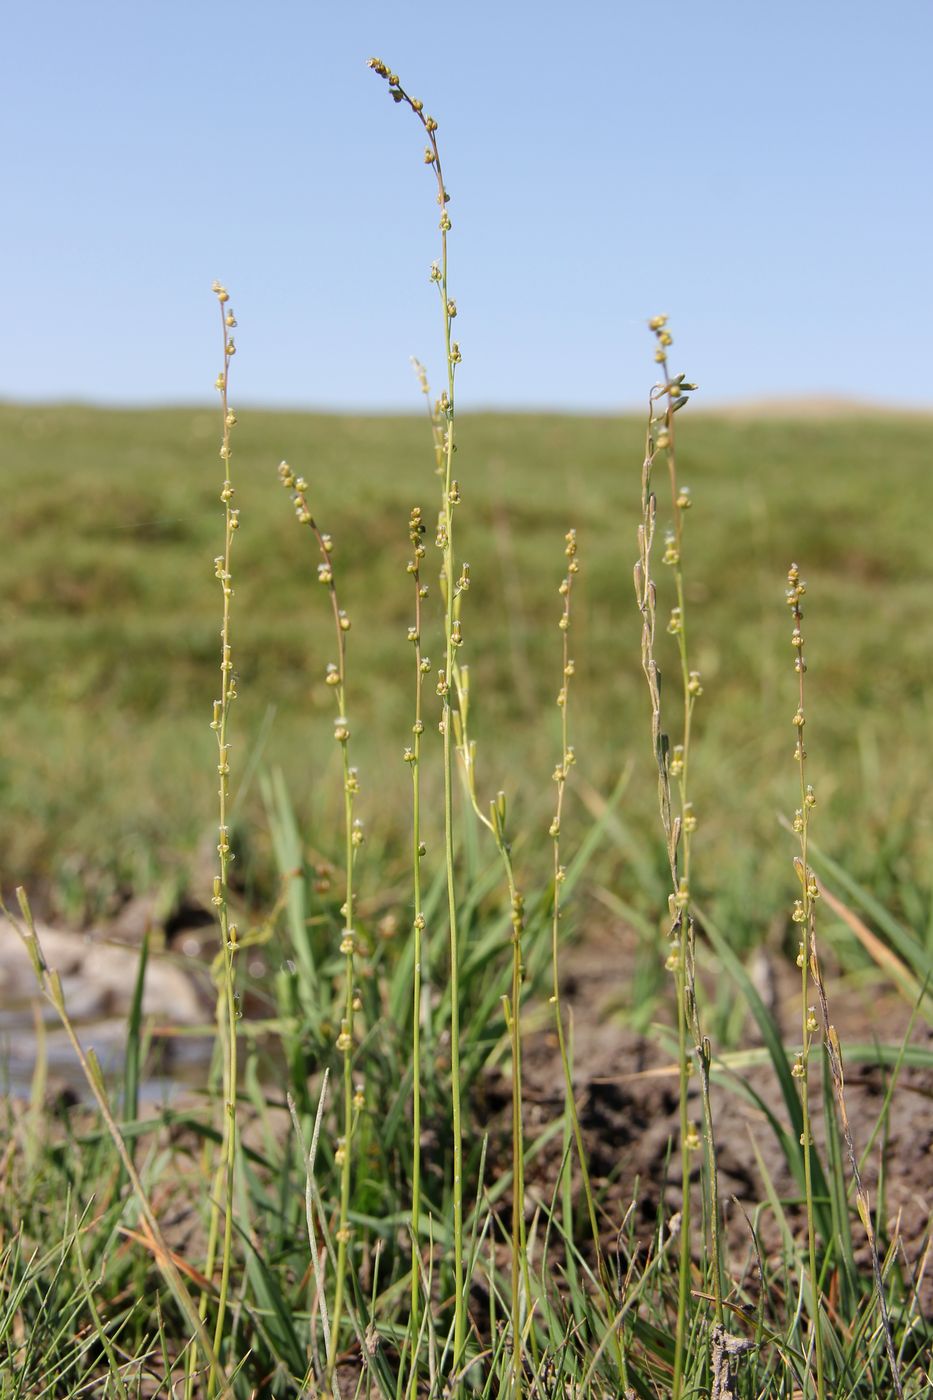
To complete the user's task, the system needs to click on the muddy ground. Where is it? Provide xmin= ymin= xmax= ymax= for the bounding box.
xmin=498 ymin=926 xmax=933 ymax=1319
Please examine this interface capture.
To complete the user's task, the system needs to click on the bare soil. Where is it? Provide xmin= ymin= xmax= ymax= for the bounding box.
xmin=484 ymin=924 xmax=933 ymax=1317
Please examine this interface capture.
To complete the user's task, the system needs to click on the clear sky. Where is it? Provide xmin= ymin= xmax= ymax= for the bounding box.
xmin=3 ymin=1 xmax=931 ymax=411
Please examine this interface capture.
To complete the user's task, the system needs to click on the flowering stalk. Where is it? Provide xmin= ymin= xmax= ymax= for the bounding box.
xmin=787 ymin=565 xmax=903 ymax=1396
xmin=418 ymin=345 xmax=533 ymax=1392
xmin=416 ymin=350 xmax=534 ymax=1384
xmin=403 ymin=505 xmax=430 ymax=1397
xmin=549 ymin=532 xmax=628 ymax=1387
xmin=206 ymin=279 xmax=241 ymax=1397
xmin=277 ymin=462 xmax=362 ymax=1384
xmin=786 ymin=563 xmax=826 ymax=1400
xmin=451 ymin=659 xmax=530 ymax=1394
xmin=369 ymin=57 xmax=467 ymax=1368
xmin=635 ymin=316 xmax=721 ymax=1396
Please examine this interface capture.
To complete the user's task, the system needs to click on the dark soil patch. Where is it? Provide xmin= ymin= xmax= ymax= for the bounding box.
xmin=483 ymin=926 xmax=933 ymax=1318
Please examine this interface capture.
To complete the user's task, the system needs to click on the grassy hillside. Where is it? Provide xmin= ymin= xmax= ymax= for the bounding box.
xmin=1 ymin=402 xmax=930 ymax=946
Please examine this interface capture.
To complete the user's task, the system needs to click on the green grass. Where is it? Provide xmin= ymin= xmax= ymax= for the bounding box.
xmin=2 ymin=393 xmax=932 ymax=1396
xmin=1 ymin=401 xmax=931 ymax=950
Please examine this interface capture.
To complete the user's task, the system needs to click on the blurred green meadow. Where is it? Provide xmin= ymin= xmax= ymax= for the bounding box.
xmin=2 ymin=401 xmax=931 ymax=958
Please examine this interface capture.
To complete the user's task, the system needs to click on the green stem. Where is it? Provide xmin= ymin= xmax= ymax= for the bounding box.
xmin=329 ymin=760 xmax=356 ymax=1391
xmin=449 ymin=651 xmax=534 ymax=1387
xmin=549 ymin=537 xmax=628 ymax=1386
xmin=506 ymin=869 xmax=528 ymax=1396
xmin=671 ymin=947 xmax=691 ymax=1400
xmin=407 ymin=510 xmax=427 ymax=1398
xmin=438 ymin=330 xmax=466 ymax=1378
xmin=789 ymin=566 xmax=825 ymax=1400
xmin=665 ymin=394 xmax=723 ymax=1332
xmin=369 ymin=65 xmax=465 ymax=1373
xmin=636 ymin=330 xmax=719 ymax=1396
xmin=276 ymin=464 xmax=358 ymax=1389
xmin=327 ymin=567 xmax=357 ymax=1390
xmin=800 ymin=968 xmax=824 ymax=1399
xmin=208 ymin=284 xmax=240 ymax=1397
xmin=432 ymin=133 xmax=466 ymax=1379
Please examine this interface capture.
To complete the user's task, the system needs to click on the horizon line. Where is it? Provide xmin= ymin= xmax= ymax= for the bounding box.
xmin=2 ymin=392 xmax=931 ymax=419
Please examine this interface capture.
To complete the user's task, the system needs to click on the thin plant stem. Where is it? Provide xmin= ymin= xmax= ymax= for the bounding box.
xmin=548 ymin=530 xmax=628 ymax=1389
xmin=506 ymin=895 xmax=530 ymax=1389
xmin=404 ymin=505 xmax=430 ymax=1398
xmin=405 ymin=92 xmax=530 ymax=1382
xmin=369 ymin=57 xmax=467 ymax=1369
xmin=415 ymin=351 xmax=534 ymax=1386
xmin=447 ymin=655 xmax=535 ymax=1392
xmin=207 ymin=280 xmax=241 ymax=1397
xmin=786 ymin=563 xmax=826 ymax=1400
xmin=812 ymin=943 xmax=905 ymax=1396
xmin=277 ymin=463 xmax=362 ymax=1388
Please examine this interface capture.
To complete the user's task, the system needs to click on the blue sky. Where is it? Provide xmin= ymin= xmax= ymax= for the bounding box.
xmin=3 ymin=1 xmax=931 ymax=410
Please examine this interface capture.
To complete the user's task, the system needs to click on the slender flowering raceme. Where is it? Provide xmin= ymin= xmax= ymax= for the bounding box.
xmin=786 ymin=562 xmax=826 ymax=1400
xmin=206 ymin=279 xmax=241 ymax=1399
xmin=405 ymin=503 xmax=428 ymax=1400
xmin=549 ymin=532 xmax=628 ymax=1388
xmin=634 ymin=318 xmax=721 ymax=1398
xmin=277 ymin=462 xmax=361 ymax=1386
xmin=376 ymin=62 xmax=533 ymax=1389
xmin=787 ymin=564 xmax=905 ymax=1399
xmin=370 ymin=57 xmax=470 ymax=1371
xmin=410 ymin=195 xmax=533 ymax=1399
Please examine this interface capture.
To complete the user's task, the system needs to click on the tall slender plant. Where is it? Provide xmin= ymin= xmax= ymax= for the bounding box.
xmin=403 ymin=503 xmax=430 ymax=1397
xmin=369 ymin=57 xmax=468 ymax=1368
xmin=786 ymin=562 xmax=827 ymax=1400
xmin=548 ymin=529 xmax=630 ymax=1388
xmin=205 ymin=279 xmax=241 ymax=1398
xmin=408 ymin=148 xmax=532 ymax=1400
xmin=786 ymin=565 xmax=904 ymax=1399
xmin=277 ymin=462 xmax=363 ymax=1389
xmin=635 ymin=316 xmax=722 ymax=1397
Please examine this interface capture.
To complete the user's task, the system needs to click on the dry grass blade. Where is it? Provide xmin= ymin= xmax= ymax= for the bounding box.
xmin=117 ymin=1224 xmax=215 ymax=1295
xmin=816 ymin=878 xmax=925 ymax=1006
